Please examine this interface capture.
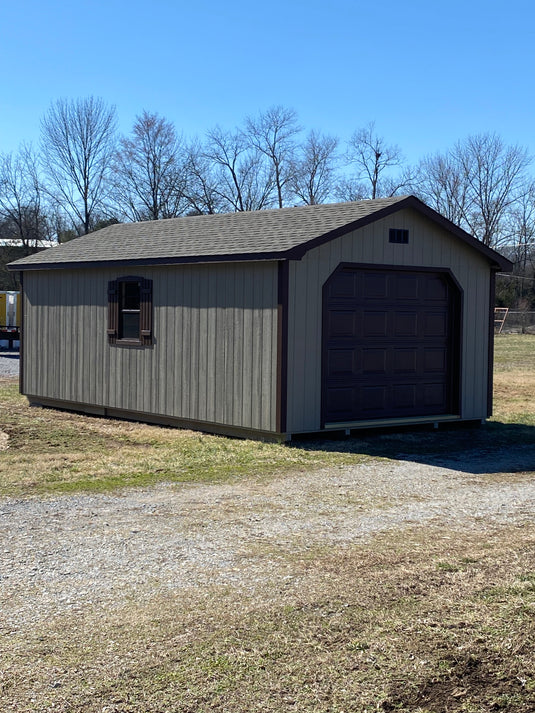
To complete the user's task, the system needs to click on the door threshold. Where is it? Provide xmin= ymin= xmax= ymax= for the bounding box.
xmin=325 ymin=414 xmax=460 ymax=429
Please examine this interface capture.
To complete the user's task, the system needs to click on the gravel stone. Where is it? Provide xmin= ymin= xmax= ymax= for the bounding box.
xmin=1 ymin=448 xmax=535 ymax=633
xmin=0 ymin=351 xmax=19 ymax=378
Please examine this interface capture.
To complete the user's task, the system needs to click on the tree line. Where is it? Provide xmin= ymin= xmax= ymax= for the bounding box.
xmin=1 ymin=96 xmax=534 ymax=289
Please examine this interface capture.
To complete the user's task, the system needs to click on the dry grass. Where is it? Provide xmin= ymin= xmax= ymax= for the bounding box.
xmin=1 ymin=334 xmax=535 ymax=711
xmin=493 ymin=334 xmax=535 ymax=423
xmin=0 ymin=379 xmax=368 ymax=498
xmin=494 ymin=371 xmax=535 ymax=420
xmin=0 ymin=334 xmax=534 ymax=497
xmin=2 ymin=525 xmax=535 ymax=712
xmin=493 ymin=333 xmax=535 ymax=372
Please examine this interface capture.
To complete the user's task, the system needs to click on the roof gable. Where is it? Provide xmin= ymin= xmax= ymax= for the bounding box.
xmin=8 ymin=195 xmax=512 ymax=272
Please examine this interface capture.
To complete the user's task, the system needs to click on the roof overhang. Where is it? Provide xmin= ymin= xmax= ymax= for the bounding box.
xmin=7 ymin=195 xmax=513 ymax=273
xmin=7 ymin=251 xmax=290 ymax=272
xmin=284 ymin=196 xmax=513 ymax=271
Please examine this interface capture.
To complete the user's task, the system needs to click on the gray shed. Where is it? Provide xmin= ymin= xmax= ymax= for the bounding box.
xmin=9 ymin=195 xmax=512 ymax=440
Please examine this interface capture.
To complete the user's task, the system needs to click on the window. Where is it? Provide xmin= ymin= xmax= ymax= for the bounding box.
xmin=389 ymin=228 xmax=409 ymax=244
xmin=120 ymin=280 xmax=141 ymax=339
xmin=108 ymin=276 xmax=153 ymax=345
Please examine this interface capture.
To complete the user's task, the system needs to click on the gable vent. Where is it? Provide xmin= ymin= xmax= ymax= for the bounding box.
xmin=389 ymin=228 xmax=409 ymax=244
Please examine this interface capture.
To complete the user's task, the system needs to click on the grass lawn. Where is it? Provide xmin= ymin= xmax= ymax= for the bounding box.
xmin=0 ymin=334 xmax=534 ymax=499
xmin=4 ymin=524 xmax=535 ymax=712
xmin=493 ymin=333 xmax=535 ymax=426
xmin=1 ymin=334 xmax=534 ymax=712
xmin=0 ymin=377 xmax=371 ymax=498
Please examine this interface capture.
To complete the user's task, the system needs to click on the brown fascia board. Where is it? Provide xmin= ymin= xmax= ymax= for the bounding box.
xmin=284 ymin=195 xmax=514 ymax=272
xmin=7 ymin=251 xmax=290 ymax=272
xmin=408 ymin=197 xmax=513 ymax=272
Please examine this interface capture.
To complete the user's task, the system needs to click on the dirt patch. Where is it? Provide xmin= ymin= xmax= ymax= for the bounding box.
xmin=382 ymin=652 xmax=526 ymax=711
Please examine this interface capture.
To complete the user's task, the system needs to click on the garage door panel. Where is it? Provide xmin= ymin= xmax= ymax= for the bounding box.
xmin=423 ymin=348 xmax=447 ymax=372
xmin=327 ymin=349 xmax=356 ymax=378
xmin=327 ymin=310 xmax=357 ymax=338
xmin=425 ymin=276 xmax=449 ymax=300
xmin=325 ymin=387 xmax=355 ymax=419
xmin=423 ymin=312 xmax=448 ymax=337
xmin=392 ymin=384 xmax=417 ymax=409
xmin=360 ymin=385 xmax=387 ymax=412
xmin=362 ymin=348 xmax=387 ymax=374
xmin=323 ymin=267 xmax=459 ymax=423
xmin=394 ymin=275 xmax=419 ymax=300
xmin=392 ymin=348 xmax=418 ymax=373
xmin=329 ymin=271 xmax=357 ymax=298
xmin=393 ymin=312 xmax=418 ymax=337
xmin=363 ymin=311 xmax=388 ymax=336
xmin=423 ymin=383 xmax=447 ymax=408
xmin=363 ymin=273 xmax=388 ymax=298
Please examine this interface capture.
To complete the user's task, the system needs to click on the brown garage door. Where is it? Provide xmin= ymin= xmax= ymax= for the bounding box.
xmin=322 ymin=266 xmax=460 ymax=424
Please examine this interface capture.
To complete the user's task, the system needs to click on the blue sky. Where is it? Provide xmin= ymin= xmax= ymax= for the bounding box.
xmin=1 ymin=0 xmax=534 ymax=167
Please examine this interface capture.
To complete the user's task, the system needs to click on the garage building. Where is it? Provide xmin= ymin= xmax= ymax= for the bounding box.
xmin=9 ymin=195 xmax=512 ymax=440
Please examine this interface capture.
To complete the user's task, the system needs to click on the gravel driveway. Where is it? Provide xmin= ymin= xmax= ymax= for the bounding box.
xmin=0 ymin=350 xmax=19 ymax=378
xmin=1 ymin=353 xmax=534 ymax=636
xmin=1 ymin=449 xmax=535 ymax=634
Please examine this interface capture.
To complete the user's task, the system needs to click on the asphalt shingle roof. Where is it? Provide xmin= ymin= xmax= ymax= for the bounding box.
xmin=8 ymin=196 xmax=511 ymax=271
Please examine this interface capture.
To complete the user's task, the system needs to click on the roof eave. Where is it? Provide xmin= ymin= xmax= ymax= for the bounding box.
xmin=7 ymin=250 xmax=291 ymax=272
xmin=7 ymin=195 xmax=514 ymax=273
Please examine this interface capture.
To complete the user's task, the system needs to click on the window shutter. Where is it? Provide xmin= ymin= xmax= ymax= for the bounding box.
xmin=140 ymin=278 xmax=153 ymax=346
xmin=107 ymin=280 xmax=118 ymax=344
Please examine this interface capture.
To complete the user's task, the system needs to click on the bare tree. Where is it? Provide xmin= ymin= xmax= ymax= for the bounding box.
xmin=0 ymin=144 xmax=51 ymax=249
xmin=416 ymin=152 xmax=471 ymax=227
xmin=346 ymin=122 xmax=406 ymax=199
xmin=418 ymin=133 xmax=531 ymax=247
xmin=245 ymin=106 xmax=301 ymax=208
xmin=334 ymin=176 xmax=370 ymax=203
xmin=290 ymin=130 xmax=338 ymax=205
xmin=182 ymin=141 xmax=224 ymax=215
xmin=458 ymin=134 xmax=531 ymax=247
xmin=41 ymin=96 xmax=117 ymax=235
xmin=505 ymin=183 xmax=535 ymax=272
xmin=113 ymin=110 xmax=187 ymax=222
xmin=203 ymin=127 xmax=274 ymax=212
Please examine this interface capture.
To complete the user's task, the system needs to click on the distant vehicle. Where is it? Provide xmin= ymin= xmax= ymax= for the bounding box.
xmin=0 ymin=291 xmax=20 ymax=349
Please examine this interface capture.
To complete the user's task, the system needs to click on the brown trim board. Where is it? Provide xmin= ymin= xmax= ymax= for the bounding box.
xmin=7 ymin=251 xmax=292 ymax=272
xmin=487 ymin=270 xmax=497 ymax=418
xmin=25 ymin=395 xmax=287 ymax=443
xmin=276 ymin=260 xmax=289 ymax=434
xmin=19 ymin=272 xmax=24 ymax=396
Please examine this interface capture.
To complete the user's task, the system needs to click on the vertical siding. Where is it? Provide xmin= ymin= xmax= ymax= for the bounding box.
xmin=286 ymin=208 xmax=491 ymax=432
xmin=23 ymin=261 xmax=279 ymax=433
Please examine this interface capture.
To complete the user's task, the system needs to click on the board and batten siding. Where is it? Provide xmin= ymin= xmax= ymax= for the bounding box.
xmin=22 ymin=261 xmax=279 ymax=434
xmin=286 ymin=208 xmax=492 ymax=433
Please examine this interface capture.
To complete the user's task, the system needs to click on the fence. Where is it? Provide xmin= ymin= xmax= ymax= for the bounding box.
xmin=498 ymin=310 xmax=535 ymax=334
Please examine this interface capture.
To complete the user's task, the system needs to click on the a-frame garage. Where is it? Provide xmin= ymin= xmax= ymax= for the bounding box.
xmin=10 ymin=195 xmax=511 ymax=440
